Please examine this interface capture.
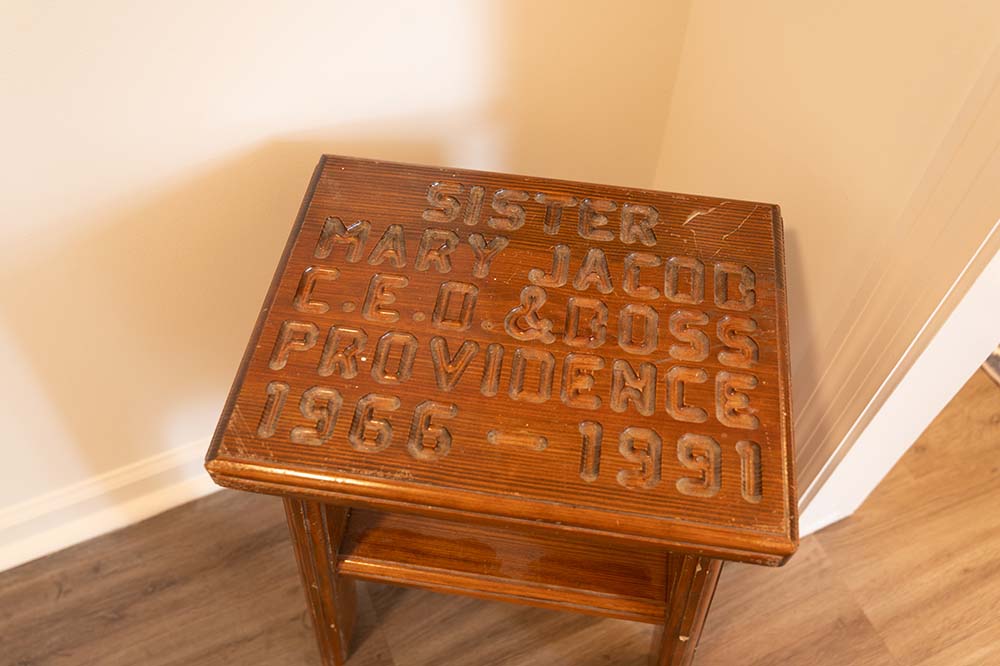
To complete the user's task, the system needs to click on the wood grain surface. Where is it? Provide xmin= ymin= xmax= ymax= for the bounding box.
xmin=338 ymin=508 xmax=669 ymax=623
xmin=285 ymin=498 xmax=356 ymax=665
xmin=206 ymin=155 xmax=797 ymax=564
xmin=5 ymin=369 xmax=996 ymax=665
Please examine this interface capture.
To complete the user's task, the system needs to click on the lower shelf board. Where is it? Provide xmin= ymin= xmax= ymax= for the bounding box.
xmin=337 ymin=509 xmax=668 ymax=624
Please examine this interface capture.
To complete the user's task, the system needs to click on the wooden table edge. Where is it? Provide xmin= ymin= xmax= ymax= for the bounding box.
xmin=203 ymin=155 xmax=801 ymax=571
xmin=205 ymin=456 xmax=797 ymax=567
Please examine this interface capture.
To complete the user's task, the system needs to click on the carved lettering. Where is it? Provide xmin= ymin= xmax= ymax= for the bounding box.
xmin=610 ymin=359 xmax=656 ymax=416
xmin=488 ymin=189 xmax=529 ymax=231
xmin=422 ymin=181 xmax=463 ymax=223
xmin=716 ymin=371 xmax=760 ymax=430
xmin=432 ymin=281 xmax=478 ymax=331
xmin=665 ymin=366 xmax=708 ymax=423
xmin=668 ymin=309 xmax=710 ymax=362
xmin=561 ymin=353 xmax=604 ymax=410
xmin=269 ymin=320 xmax=318 ymax=371
xmin=463 ymin=185 xmax=486 ymax=226
xmin=317 ymin=326 xmax=367 ymax=379
xmin=664 ymin=256 xmax=705 ymax=304
xmin=486 ymin=430 xmax=548 ymax=451
xmin=362 ymin=273 xmax=409 ymax=323
xmin=508 ymin=347 xmax=555 ymax=404
xmin=367 ymin=224 xmax=407 ymax=267
xmin=578 ymin=421 xmax=602 ymax=482
xmin=623 ymin=252 xmax=661 ymax=300
xmin=315 ymin=217 xmax=370 ymax=262
xmin=578 ymin=199 xmax=616 ymax=242
xmin=572 ymin=248 xmax=614 ymax=294
xmin=256 ymin=380 xmax=289 ymax=438
xmin=620 ymin=203 xmax=659 ymax=246
xmin=293 ymin=266 xmax=339 ymax=314
xmin=618 ymin=303 xmax=659 ymax=355
xmin=290 ymin=386 xmax=343 ymax=446
xmin=736 ymin=440 xmax=763 ymax=503
xmin=718 ymin=315 xmax=759 ymax=368
xmin=528 ymin=244 xmax=570 ymax=287
xmin=415 ymin=228 xmax=459 ymax=273
xmin=504 ymin=286 xmax=555 ymax=343
xmin=348 ymin=393 xmax=400 ymax=452
xmin=407 ymin=401 xmax=458 ymax=461
xmin=480 ymin=343 xmax=504 ymax=397
xmin=534 ymin=193 xmax=577 ymax=235
xmin=564 ymin=297 xmax=608 ymax=349
xmin=714 ymin=262 xmax=756 ymax=311
xmin=467 ymin=233 xmax=509 ymax=278
xmin=617 ymin=427 xmax=662 ymax=489
xmin=430 ymin=337 xmax=479 ymax=391
xmin=676 ymin=433 xmax=721 ymax=498
xmin=371 ymin=331 xmax=418 ymax=385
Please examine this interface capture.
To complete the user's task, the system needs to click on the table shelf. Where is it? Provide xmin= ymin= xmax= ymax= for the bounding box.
xmin=338 ymin=509 xmax=669 ymax=624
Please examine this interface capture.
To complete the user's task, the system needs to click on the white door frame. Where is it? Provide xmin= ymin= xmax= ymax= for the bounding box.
xmin=801 ymin=222 xmax=1000 ymax=535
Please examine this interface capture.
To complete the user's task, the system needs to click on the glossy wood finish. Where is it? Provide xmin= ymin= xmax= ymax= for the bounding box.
xmin=204 ymin=155 xmax=799 ymax=665
xmin=339 ymin=509 xmax=668 ymax=623
xmin=4 ymin=370 xmax=996 ymax=665
xmin=652 ymin=555 xmax=723 ymax=666
xmin=285 ymin=498 xmax=356 ymax=666
xmin=206 ymin=155 xmax=797 ymax=563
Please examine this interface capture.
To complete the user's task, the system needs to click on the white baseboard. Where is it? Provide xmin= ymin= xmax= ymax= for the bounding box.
xmin=798 ymin=507 xmax=853 ymax=538
xmin=800 ymin=222 xmax=1000 ymax=537
xmin=0 ymin=439 xmax=219 ymax=572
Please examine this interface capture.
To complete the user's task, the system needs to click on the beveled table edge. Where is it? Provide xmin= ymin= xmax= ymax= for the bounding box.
xmin=205 ymin=154 xmax=800 ymax=567
xmin=205 ymin=456 xmax=795 ymax=566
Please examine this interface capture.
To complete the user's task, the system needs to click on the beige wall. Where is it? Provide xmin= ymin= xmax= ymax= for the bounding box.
xmin=0 ymin=0 xmax=688 ymax=511
xmin=652 ymin=1 xmax=1000 ymax=492
xmin=3 ymin=0 xmax=999 ymax=548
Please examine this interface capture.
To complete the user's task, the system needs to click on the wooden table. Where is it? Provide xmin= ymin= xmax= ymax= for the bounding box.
xmin=206 ymin=155 xmax=798 ymax=665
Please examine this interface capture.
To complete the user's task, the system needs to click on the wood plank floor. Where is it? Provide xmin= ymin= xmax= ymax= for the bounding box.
xmin=2 ymin=370 xmax=997 ymax=665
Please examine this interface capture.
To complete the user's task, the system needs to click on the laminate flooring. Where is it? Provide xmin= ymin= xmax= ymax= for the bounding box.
xmin=2 ymin=370 xmax=998 ymax=665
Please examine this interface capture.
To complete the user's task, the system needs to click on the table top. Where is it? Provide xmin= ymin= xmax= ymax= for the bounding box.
xmin=206 ymin=155 xmax=798 ymax=565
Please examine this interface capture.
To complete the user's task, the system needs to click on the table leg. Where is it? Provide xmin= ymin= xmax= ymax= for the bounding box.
xmin=284 ymin=498 xmax=357 ymax=666
xmin=650 ymin=554 xmax=724 ymax=666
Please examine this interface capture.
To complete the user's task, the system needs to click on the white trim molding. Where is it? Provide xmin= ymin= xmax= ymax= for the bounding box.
xmin=801 ymin=225 xmax=1000 ymax=535
xmin=793 ymin=42 xmax=1000 ymax=500
xmin=0 ymin=440 xmax=217 ymax=572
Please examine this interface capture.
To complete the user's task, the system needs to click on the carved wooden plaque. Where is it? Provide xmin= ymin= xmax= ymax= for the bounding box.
xmin=207 ymin=155 xmax=797 ymax=564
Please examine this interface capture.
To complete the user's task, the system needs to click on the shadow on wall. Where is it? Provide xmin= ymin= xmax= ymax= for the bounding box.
xmin=0 ymin=136 xmax=448 ymax=482
xmin=487 ymin=0 xmax=686 ymax=187
xmin=0 ymin=0 xmax=688 ymax=496
xmin=782 ymin=228 xmax=822 ymax=479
